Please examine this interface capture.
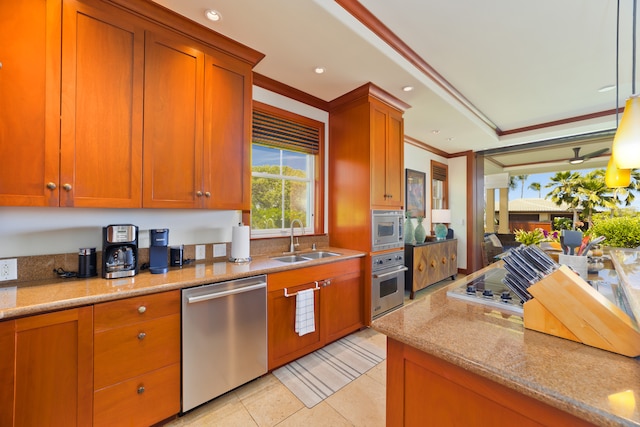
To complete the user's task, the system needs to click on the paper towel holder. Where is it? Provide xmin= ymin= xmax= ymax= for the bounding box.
xmin=229 ymin=223 xmax=252 ymax=264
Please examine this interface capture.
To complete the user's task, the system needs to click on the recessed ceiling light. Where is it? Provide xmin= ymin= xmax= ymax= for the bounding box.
xmin=402 ymin=86 xmax=414 ymax=92
xmin=446 ymin=137 xmax=454 ymax=142
xmin=314 ymin=67 xmax=326 ymax=74
xmin=598 ymin=84 xmax=616 ymax=93
xmin=431 ymin=130 xmax=440 ymax=134
xmin=205 ymin=9 xmax=221 ymax=22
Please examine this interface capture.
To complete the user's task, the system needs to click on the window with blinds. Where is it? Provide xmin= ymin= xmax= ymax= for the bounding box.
xmin=251 ymin=103 xmax=324 ymax=236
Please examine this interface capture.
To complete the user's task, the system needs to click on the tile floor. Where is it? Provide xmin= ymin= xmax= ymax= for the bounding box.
xmin=164 ymin=279 xmax=455 ymax=427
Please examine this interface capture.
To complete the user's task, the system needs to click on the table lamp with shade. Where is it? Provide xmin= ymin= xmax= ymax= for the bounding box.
xmin=431 ymin=209 xmax=451 ymax=240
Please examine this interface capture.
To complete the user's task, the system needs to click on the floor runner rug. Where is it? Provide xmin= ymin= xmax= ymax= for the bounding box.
xmin=272 ymin=333 xmax=386 ymax=408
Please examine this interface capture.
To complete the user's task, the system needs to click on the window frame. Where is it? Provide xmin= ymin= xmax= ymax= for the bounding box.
xmin=251 ymin=101 xmax=325 ymax=237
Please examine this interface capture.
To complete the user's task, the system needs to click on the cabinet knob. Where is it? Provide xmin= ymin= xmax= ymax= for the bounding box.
xmin=441 ymin=257 xmax=447 ymax=264
xmin=451 ymin=254 xmax=456 ymax=261
xmin=137 ymin=385 xmax=145 ymax=394
xmin=417 ymin=263 xmax=425 ymax=272
xmin=62 ymin=183 xmax=72 ymax=191
xmin=138 ymin=306 xmax=146 ymax=314
xmin=137 ymin=332 xmax=146 ymax=340
xmin=323 ymin=279 xmax=331 ymax=287
xmin=204 ymin=191 xmax=211 ymax=198
xmin=430 ymin=260 xmax=436 ymax=268
xmin=0 ymin=62 xmax=3 ymax=69
xmin=46 ymin=182 xmax=57 ymax=190
xmin=196 ymin=191 xmax=203 ymax=197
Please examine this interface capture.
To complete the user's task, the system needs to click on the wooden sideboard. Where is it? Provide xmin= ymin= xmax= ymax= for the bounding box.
xmin=405 ymin=239 xmax=457 ymax=299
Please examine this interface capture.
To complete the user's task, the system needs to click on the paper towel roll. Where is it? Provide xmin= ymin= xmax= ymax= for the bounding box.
xmin=231 ymin=225 xmax=251 ymax=261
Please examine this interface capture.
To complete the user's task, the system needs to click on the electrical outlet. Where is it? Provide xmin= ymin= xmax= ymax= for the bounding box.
xmin=213 ymin=243 xmax=226 ymax=257
xmin=0 ymin=259 xmax=18 ymax=281
xmin=195 ymin=245 xmax=206 ymax=260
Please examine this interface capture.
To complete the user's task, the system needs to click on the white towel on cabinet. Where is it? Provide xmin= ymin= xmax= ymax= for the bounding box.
xmin=295 ymin=288 xmax=315 ymax=336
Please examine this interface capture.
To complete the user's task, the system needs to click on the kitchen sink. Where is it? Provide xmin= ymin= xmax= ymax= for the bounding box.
xmin=270 ymin=255 xmax=310 ymax=263
xmin=271 ymin=251 xmax=341 ymax=263
xmin=298 ymin=251 xmax=341 ymax=259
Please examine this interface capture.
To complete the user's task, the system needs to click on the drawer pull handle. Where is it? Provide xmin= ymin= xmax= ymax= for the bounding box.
xmin=138 ymin=332 xmax=146 ymax=340
xmin=137 ymin=386 xmax=145 ymax=394
xmin=441 ymin=257 xmax=447 ymax=264
xmin=138 ymin=306 xmax=146 ymax=314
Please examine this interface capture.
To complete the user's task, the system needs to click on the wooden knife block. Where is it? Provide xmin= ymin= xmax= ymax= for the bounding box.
xmin=523 ymin=265 xmax=640 ymax=357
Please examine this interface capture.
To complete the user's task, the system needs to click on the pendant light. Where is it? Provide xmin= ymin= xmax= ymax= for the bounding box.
xmin=611 ymin=0 xmax=640 ymax=169
xmin=605 ymin=156 xmax=631 ymax=187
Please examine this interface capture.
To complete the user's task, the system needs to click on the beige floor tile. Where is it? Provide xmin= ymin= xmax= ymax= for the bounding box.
xmin=365 ymin=359 xmax=386 ymax=386
xmin=164 ymin=392 xmax=257 ymax=427
xmin=238 ymin=374 xmax=305 ymax=427
xmin=276 ymin=401 xmax=353 ymax=427
xmin=325 ymin=372 xmax=385 ymax=427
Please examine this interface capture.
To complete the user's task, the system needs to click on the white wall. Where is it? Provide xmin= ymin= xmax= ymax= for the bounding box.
xmin=404 ymin=144 xmax=467 ymax=269
xmin=0 ymin=88 xmax=329 ymax=259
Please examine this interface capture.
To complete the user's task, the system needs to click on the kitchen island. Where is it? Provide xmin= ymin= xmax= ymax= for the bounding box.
xmin=372 ymin=253 xmax=640 ymax=427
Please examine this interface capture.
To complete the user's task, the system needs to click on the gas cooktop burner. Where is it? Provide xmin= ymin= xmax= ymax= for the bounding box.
xmin=447 ymin=267 xmax=524 ymax=315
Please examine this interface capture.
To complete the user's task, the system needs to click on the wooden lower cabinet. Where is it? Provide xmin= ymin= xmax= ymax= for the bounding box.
xmin=386 ymin=338 xmax=596 ymax=427
xmin=268 ymin=258 xmax=364 ymax=370
xmin=0 ymin=306 xmax=94 ymax=427
xmin=405 ymin=239 xmax=457 ymax=299
xmin=93 ymin=290 xmax=180 ymax=426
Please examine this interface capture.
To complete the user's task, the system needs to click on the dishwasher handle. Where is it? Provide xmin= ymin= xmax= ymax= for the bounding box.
xmin=186 ymin=281 xmax=266 ymax=304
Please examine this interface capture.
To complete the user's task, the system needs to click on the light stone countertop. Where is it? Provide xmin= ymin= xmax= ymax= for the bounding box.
xmin=0 ymin=247 xmax=365 ymax=320
xmin=372 ymin=264 xmax=640 ymax=427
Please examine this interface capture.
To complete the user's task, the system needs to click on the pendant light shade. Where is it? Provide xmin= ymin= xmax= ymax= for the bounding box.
xmin=612 ymin=95 xmax=640 ymax=169
xmin=605 ymin=156 xmax=631 ymax=187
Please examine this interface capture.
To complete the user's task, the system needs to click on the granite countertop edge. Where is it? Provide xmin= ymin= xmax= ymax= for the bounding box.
xmin=0 ymin=247 xmax=365 ymax=320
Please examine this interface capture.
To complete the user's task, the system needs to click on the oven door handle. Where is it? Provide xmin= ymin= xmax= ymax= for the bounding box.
xmin=373 ymin=266 xmax=408 ymax=279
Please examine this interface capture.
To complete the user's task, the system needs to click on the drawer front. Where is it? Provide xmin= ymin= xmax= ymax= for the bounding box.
xmin=94 ymin=363 xmax=180 ymax=427
xmin=94 ymin=314 xmax=180 ymax=389
xmin=94 ymin=290 xmax=179 ymax=331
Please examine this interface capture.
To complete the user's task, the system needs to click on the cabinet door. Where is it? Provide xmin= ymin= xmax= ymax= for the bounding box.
xmin=268 ymin=283 xmax=322 ymax=370
xmin=370 ymin=104 xmax=389 ymax=206
xmin=322 ymin=269 xmax=364 ymax=343
xmin=386 ymin=109 xmax=404 ymax=208
xmin=203 ymin=53 xmax=252 ymax=210
xmin=143 ymin=30 xmax=204 ymax=208
xmin=371 ymin=102 xmax=404 ymax=208
xmin=60 ymin=0 xmax=144 ymax=207
xmin=5 ymin=307 xmax=93 ymax=427
xmin=0 ymin=0 xmax=61 ymax=206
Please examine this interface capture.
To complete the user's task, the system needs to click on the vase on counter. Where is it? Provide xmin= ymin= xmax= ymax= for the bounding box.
xmin=414 ymin=216 xmax=427 ymax=244
xmin=404 ymin=213 xmax=415 ymax=244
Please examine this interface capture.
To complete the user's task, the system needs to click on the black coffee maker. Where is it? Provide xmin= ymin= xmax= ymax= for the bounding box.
xmin=102 ymin=224 xmax=138 ymax=279
xmin=149 ymin=229 xmax=169 ymax=274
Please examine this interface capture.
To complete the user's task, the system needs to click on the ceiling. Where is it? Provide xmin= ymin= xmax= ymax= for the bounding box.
xmin=151 ymin=0 xmax=638 ymax=174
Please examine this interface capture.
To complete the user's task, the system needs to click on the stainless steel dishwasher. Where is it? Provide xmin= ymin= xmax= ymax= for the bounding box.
xmin=181 ymin=275 xmax=267 ymax=412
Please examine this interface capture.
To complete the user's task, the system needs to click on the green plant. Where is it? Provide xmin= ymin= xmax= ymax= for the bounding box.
xmin=514 ymin=228 xmax=546 ymax=246
xmin=553 ymin=217 xmax=572 ymax=231
xmin=587 ymin=215 xmax=640 ymax=248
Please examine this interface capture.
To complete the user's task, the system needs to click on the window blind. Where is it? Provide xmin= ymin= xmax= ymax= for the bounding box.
xmin=432 ymin=164 xmax=447 ymax=181
xmin=252 ymin=110 xmax=320 ymax=154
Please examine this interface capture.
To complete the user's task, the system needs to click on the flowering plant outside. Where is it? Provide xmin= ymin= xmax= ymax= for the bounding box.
xmin=542 ymin=229 xmax=560 ymax=242
xmin=514 ymin=228 xmax=547 ymax=246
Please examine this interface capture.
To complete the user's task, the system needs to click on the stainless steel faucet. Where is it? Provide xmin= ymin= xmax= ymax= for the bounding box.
xmin=289 ymin=219 xmax=304 ymax=252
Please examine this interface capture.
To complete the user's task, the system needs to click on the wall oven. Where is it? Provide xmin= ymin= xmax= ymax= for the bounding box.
xmin=371 ymin=210 xmax=404 ymax=251
xmin=371 ymin=251 xmax=407 ymax=319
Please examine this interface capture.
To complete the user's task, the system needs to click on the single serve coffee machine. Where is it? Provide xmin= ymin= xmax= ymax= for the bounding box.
xmin=102 ymin=224 xmax=138 ymax=279
xmin=149 ymin=229 xmax=169 ymax=274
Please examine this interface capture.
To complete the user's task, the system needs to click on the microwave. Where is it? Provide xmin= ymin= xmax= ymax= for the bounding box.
xmin=371 ymin=210 xmax=404 ymax=251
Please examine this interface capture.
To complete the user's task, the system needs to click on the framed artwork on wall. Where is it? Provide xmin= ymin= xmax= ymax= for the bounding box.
xmin=406 ymin=169 xmax=426 ymax=218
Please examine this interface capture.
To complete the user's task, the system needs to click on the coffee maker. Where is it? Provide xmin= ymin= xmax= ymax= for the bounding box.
xmin=149 ymin=229 xmax=169 ymax=274
xmin=102 ymin=224 xmax=138 ymax=279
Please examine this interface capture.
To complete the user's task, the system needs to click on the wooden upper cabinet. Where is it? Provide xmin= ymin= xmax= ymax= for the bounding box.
xmin=0 ymin=0 xmax=61 ymax=207
xmin=60 ymin=0 xmax=145 ymax=207
xmin=204 ymin=54 xmax=252 ymax=210
xmin=370 ymin=100 xmax=404 ymax=208
xmin=143 ymin=31 xmax=252 ymax=209
xmin=143 ymin=30 xmax=204 ymax=208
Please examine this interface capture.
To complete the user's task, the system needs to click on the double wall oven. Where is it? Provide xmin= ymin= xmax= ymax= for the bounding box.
xmin=371 ymin=210 xmax=407 ymax=319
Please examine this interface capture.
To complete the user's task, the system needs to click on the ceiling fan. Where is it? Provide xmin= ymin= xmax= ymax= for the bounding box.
xmin=568 ymin=147 xmax=609 ymax=165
